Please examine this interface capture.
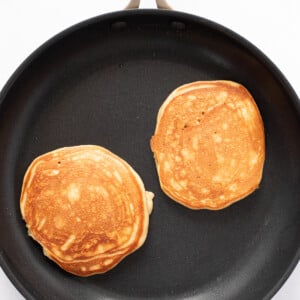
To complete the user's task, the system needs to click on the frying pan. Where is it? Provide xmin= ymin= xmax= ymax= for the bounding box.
xmin=0 ymin=0 xmax=299 ymax=299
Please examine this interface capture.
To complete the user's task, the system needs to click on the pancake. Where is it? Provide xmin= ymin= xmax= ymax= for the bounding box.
xmin=20 ymin=145 xmax=154 ymax=276
xmin=150 ymin=80 xmax=265 ymax=210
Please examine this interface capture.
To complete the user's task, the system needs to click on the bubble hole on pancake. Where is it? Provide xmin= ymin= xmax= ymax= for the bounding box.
xmin=150 ymin=80 xmax=265 ymax=210
xmin=20 ymin=145 xmax=154 ymax=276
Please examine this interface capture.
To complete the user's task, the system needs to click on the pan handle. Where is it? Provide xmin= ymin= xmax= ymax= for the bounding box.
xmin=125 ymin=0 xmax=172 ymax=9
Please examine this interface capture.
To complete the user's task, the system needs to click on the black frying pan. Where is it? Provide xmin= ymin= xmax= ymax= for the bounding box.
xmin=0 ymin=0 xmax=299 ymax=299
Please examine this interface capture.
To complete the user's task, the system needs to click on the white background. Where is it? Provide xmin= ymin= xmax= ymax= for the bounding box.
xmin=0 ymin=1 xmax=299 ymax=299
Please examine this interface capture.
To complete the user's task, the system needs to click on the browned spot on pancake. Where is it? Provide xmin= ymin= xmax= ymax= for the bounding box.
xmin=20 ymin=145 xmax=153 ymax=276
xmin=151 ymin=80 xmax=265 ymax=210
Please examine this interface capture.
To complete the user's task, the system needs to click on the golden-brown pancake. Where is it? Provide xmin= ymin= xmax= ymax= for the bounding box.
xmin=20 ymin=145 xmax=154 ymax=276
xmin=150 ymin=80 xmax=265 ymax=210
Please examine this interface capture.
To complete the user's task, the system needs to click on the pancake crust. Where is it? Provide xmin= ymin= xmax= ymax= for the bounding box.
xmin=151 ymin=80 xmax=265 ymax=210
xmin=20 ymin=145 xmax=154 ymax=276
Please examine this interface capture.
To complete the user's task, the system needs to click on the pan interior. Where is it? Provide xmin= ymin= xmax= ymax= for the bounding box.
xmin=0 ymin=10 xmax=299 ymax=300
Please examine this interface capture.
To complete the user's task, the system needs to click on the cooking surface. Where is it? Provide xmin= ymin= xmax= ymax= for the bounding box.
xmin=0 ymin=1 xmax=299 ymax=299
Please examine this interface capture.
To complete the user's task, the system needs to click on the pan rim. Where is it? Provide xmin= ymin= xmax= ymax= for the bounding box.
xmin=0 ymin=8 xmax=299 ymax=300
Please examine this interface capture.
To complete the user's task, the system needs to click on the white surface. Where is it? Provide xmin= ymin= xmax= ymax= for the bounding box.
xmin=0 ymin=1 xmax=299 ymax=299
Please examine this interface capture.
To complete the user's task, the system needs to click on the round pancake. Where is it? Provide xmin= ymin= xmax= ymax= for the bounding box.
xmin=20 ymin=145 xmax=154 ymax=276
xmin=150 ymin=80 xmax=265 ymax=210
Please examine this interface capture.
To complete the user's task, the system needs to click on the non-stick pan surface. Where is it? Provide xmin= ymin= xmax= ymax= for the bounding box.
xmin=0 ymin=9 xmax=299 ymax=300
